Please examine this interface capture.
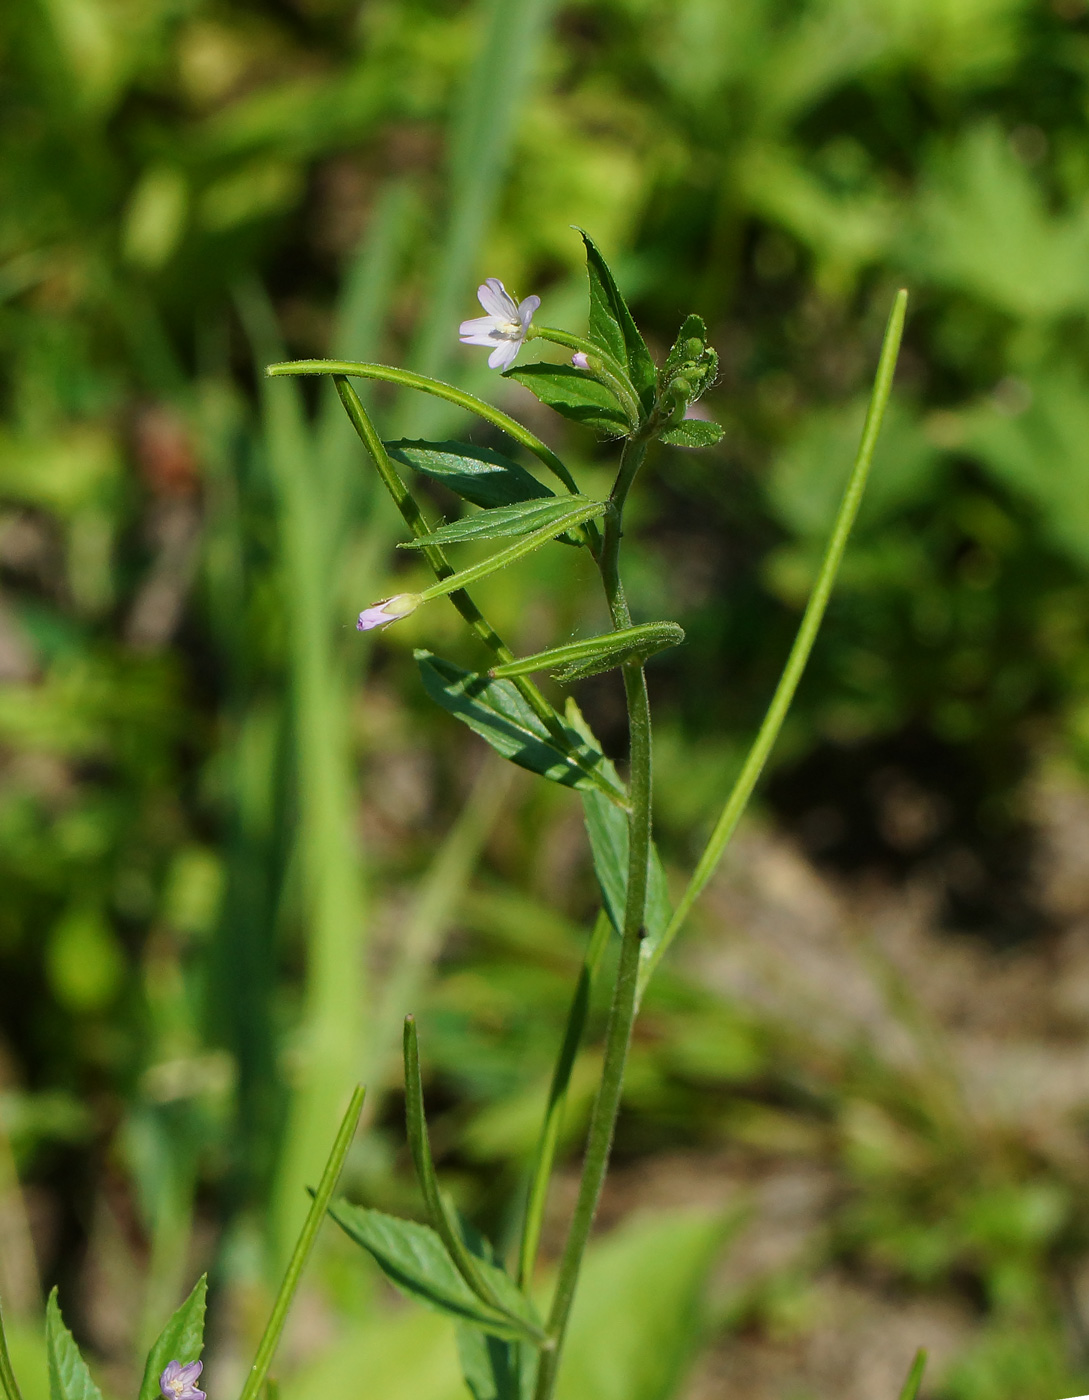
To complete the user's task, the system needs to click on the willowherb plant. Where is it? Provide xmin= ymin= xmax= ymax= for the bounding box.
xmin=0 ymin=236 xmax=909 ymax=1400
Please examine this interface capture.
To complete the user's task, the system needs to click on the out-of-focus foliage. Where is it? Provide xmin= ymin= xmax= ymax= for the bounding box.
xmin=6 ymin=0 xmax=1089 ymax=1397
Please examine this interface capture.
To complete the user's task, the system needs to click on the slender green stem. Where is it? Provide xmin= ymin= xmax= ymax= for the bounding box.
xmin=639 ymin=289 xmax=907 ymax=998
xmin=0 ymin=1298 xmax=24 ymax=1400
xmin=269 ymin=359 xmax=580 ymax=494
xmin=533 ymin=435 xmax=654 ymax=1400
xmin=333 ymin=377 xmax=594 ymax=772
xmin=529 ymin=326 xmax=642 ymax=428
xmin=518 ymin=909 xmax=611 ymax=1289
xmin=237 ymin=1087 xmax=364 ymax=1400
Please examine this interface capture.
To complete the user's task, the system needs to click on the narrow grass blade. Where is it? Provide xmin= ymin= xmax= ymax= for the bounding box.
xmin=0 ymin=1299 xmax=24 ymax=1400
xmin=237 ymin=1087 xmax=365 ymax=1400
xmin=639 ymin=289 xmax=907 ymax=997
xmin=397 ymin=0 xmax=558 ymax=436
xmin=239 ymin=287 xmax=367 ymax=1271
xmin=518 ymin=910 xmax=611 ymax=1290
xmin=899 ymin=1350 xmax=927 ymax=1400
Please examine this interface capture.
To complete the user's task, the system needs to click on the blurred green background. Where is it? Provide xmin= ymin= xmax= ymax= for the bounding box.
xmin=7 ymin=0 xmax=1089 ymax=1398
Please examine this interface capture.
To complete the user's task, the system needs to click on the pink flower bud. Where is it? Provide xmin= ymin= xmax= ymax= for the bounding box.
xmin=356 ymin=592 xmax=420 ymax=632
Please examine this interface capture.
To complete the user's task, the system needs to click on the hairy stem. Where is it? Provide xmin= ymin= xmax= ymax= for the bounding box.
xmin=533 ymin=437 xmax=652 ymax=1400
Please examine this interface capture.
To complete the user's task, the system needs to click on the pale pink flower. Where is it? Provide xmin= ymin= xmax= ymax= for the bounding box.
xmin=357 ymin=593 xmax=420 ymax=632
xmin=459 ymin=279 xmax=540 ymax=371
xmin=159 ymin=1361 xmax=205 ymax=1400
xmin=571 ymin=352 xmax=590 ymax=370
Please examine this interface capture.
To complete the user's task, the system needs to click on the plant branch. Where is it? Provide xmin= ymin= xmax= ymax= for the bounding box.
xmin=533 ymin=435 xmax=653 ymax=1400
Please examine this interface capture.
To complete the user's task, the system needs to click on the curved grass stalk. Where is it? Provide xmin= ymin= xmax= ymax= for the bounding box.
xmin=268 ymin=360 xmax=580 ymax=495
xmin=639 ymin=289 xmax=907 ymax=998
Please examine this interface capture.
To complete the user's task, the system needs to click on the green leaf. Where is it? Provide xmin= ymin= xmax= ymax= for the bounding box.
xmin=659 ymin=418 xmax=724 ymax=448
xmin=503 ymin=364 xmax=631 ymax=437
xmin=45 ymin=1293 xmax=102 ymax=1400
xmin=488 ymin=622 xmax=685 ymax=682
xmin=415 ymin=499 xmax=608 ymax=604
xmin=456 ymin=1328 xmax=536 ymax=1400
xmin=139 ymin=1277 xmax=207 ymax=1400
xmin=401 ymin=1018 xmax=544 ymax=1341
xmin=416 ymin=652 xmax=627 ymax=803
xmin=328 ymin=1203 xmax=539 ymax=1343
xmin=578 ymin=229 xmax=657 ymax=409
xmin=401 ymin=496 xmax=601 ymax=549
xmin=581 ymin=787 xmax=672 ymax=981
xmin=385 ymin=441 xmax=554 ymax=509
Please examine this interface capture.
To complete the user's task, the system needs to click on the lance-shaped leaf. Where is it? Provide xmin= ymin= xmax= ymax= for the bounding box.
xmin=581 ymin=787 xmax=672 ymax=984
xmin=385 ymin=441 xmax=554 ymax=509
xmin=415 ymin=498 xmax=607 ymax=604
xmin=401 ymin=1019 xmax=547 ymax=1344
xmin=416 ymin=652 xmax=627 ymax=804
xmin=503 ymin=364 xmax=631 ymax=437
xmin=401 ymin=496 xmax=601 ymax=549
xmin=139 ymin=1277 xmax=207 ymax=1400
xmin=489 ymin=622 xmax=684 ymax=683
xmin=46 ymin=1292 xmax=103 ymax=1400
xmin=328 ymin=1203 xmax=538 ymax=1342
xmin=660 ymin=418 xmax=724 ymax=448
xmin=578 ymin=229 xmax=657 ymax=410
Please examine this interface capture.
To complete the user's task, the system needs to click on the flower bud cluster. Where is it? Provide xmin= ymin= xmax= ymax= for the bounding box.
xmin=659 ymin=314 xmax=718 ymax=422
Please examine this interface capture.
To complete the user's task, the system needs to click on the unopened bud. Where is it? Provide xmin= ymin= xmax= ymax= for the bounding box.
xmin=356 ymin=592 xmax=421 ymax=632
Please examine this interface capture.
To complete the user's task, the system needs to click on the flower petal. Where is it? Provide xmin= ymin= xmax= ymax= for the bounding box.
xmin=176 ymin=1364 xmax=203 ymax=1386
xmin=517 ymin=294 xmax=540 ymax=329
xmin=477 ymin=278 xmax=517 ymax=320
xmin=459 ymin=316 xmax=501 ymax=344
xmin=489 ymin=339 xmax=521 ymax=370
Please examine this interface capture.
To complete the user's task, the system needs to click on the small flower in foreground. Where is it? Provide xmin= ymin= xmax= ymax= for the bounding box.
xmin=160 ymin=1361 xmax=205 ymax=1400
xmin=357 ymin=592 xmax=421 ymax=632
xmin=571 ymin=352 xmax=590 ymax=370
xmin=459 ymin=278 xmax=540 ymax=371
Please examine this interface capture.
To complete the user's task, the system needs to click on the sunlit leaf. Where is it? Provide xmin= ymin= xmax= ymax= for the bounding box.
xmin=400 ymin=496 xmax=601 ymax=548
xmin=139 ymin=1277 xmax=207 ymax=1400
xmin=386 ymin=441 xmax=553 ymax=509
xmin=327 ymin=1203 xmax=532 ymax=1341
xmin=416 ymin=652 xmax=627 ymax=803
xmin=46 ymin=1293 xmax=102 ymax=1400
xmin=503 ymin=365 xmax=631 ymax=437
xmin=659 ymin=419 xmax=724 ymax=448
xmin=489 ymin=622 xmax=685 ymax=682
xmin=578 ymin=230 xmax=657 ymax=409
xmin=581 ymin=789 xmax=672 ymax=978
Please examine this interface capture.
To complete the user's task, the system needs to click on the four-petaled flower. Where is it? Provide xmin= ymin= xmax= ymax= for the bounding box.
xmin=159 ymin=1361 xmax=205 ymax=1400
xmin=459 ymin=279 xmax=540 ymax=370
xmin=357 ymin=592 xmax=420 ymax=632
